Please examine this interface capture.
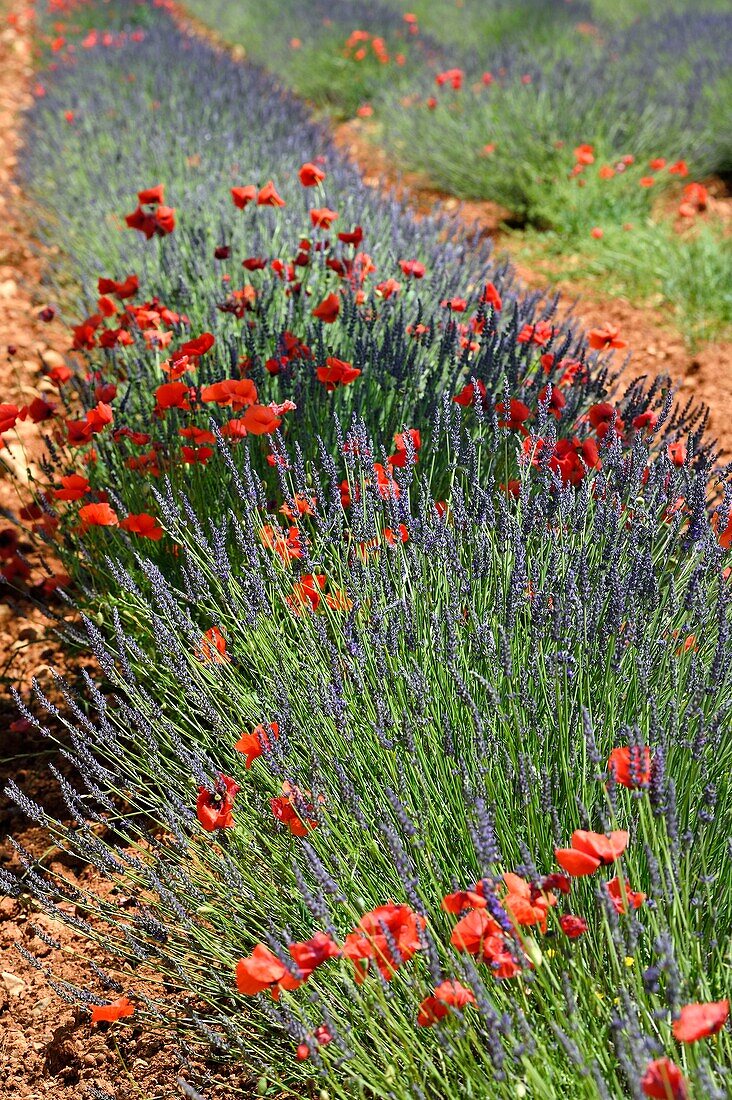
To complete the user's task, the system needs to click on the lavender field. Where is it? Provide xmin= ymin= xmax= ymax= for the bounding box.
xmin=0 ymin=1 xmax=730 ymax=1098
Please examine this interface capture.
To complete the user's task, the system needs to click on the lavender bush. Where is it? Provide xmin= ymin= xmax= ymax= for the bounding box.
xmin=20 ymin=0 xmax=714 ymax=600
xmin=8 ymin=412 xmax=732 ymax=1097
xmin=174 ymin=0 xmax=732 ymax=342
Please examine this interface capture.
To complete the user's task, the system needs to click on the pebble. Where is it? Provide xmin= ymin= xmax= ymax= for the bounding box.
xmin=41 ymin=348 xmax=66 ymax=368
xmin=1 ymin=970 xmax=26 ymax=996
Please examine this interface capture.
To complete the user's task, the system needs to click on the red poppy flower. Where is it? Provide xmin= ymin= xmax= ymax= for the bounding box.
xmin=270 ymin=781 xmax=319 ymax=836
xmin=125 ymin=204 xmax=175 ymax=238
xmin=384 ymin=524 xmax=409 ymax=546
xmin=607 ymin=746 xmax=651 ymax=788
xmin=217 ymin=285 xmax=257 ymax=318
xmin=517 ymin=320 xmax=554 ymax=346
xmin=450 ymin=908 xmax=502 ymax=954
xmin=344 ymin=903 xmax=425 ymax=982
xmin=298 ymin=162 xmax=326 ymax=187
xmin=310 ymin=207 xmax=338 ymax=229
xmin=242 ymin=256 xmax=267 ymax=271
xmin=99 ymin=327 xmax=134 ymax=349
xmin=672 ymin=1000 xmax=729 ymax=1043
xmin=633 ymin=411 xmax=659 ymax=431
xmin=113 ymin=427 xmax=151 ymax=446
xmin=235 ymin=944 xmax=288 ymax=996
xmin=573 ymin=144 xmax=594 ymax=165
xmin=155 ymin=381 xmax=190 ymax=412
xmin=181 ymin=445 xmax=213 ymax=466
xmin=86 ymin=402 xmax=114 ymax=434
xmin=483 ymin=934 xmax=522 ymax=979
xmin=312 ymin=293 xmax=340 ymax=323
xmin=235 ymin=721 xmax=279 ymax=768
xmin=98 ymin=274 xmax=139 ymax=299
xmin=338 ymin=226 xmax=364 ymax=246
xmin=124 ymin=450 xmax=157 ymax=476
xmin=538 ymin=384 xmax=566 ymax=418
xmin=667 ymin=441 xmax=686 ymax=467
xmin=287 ymin=573 xmax=326 ymax=613
xmin=52 ymin=474 xmax=91 ymax=501
xmin=482 ymin=281 xmax=502 ymax=310
xmin=641 ymin=1058 xmax=688 ymax=1099
xmin=200 ymin=378 xmax=258 ymax=408
xmin=355 ymin=463 xmax=395 ymax=503
xmin=714 ymin=509 xmax=732 ymax=550
xmin=496 ymin=399 xmax=531 ymax=432
xmin=389 ymin=428 xmax=421 ymax=467
xmin=453 ymin=379 xmax=487 ymax=407
xmin=258 ymin=181 xmax=286 ymax=207
xmin=259 ymin=524 xmax=302 ymax=562
xmin=325 ymin=589 xmax=353 ymax=612
xmin=605 ymin=876 xmax=646 ymax=913
xmin=120 ymin=513 xmax=164 ymax=541
xmin=296 ymin=1024 xmax=333 ymax=1060
xmin=289 ymin=932 xmax=341 ymax=979
xmin=588 ymin=324 xmax=626 ymax=351
xmin=375 ymin=277 xmax=402 ymax=300
xmin=70 ymin=312 xmax=103 ymax=351
xmin=559 ymin=914 xmax=587 ymax=938
xmin=180 ymin=426 xmax=216 ymax=446
xmin=90 ymin=996 xmax=135 ymax=1024
xmin=231 ymin=185 xmax=257 ymax=209
xmin=137 ymin=184 xmax=165 ymax=205
xmin=436 ymin=68 xmax=464 ymax=90
xmin=441 ymin=297 xmax=467 ymax=312
xmin=198 ymin=625 xmax=228 ymax=663
xmin=47 ymin=363 xmax=72 ymax=386
xmin=25 ymin=396 xmax=56 ymax=423
xmin=316 ymin=357 xmax=361 ymax=390
xmin=668 ymin=160 xmax=688 ymax=177
xmin=555 ymin=830 xmax=629 ymax=876
xmin=196 ymin=774 xmax=239 ymax=832
xmin=94 ymin=383 xmax=117 ymax=405
xmin=417 ymin=980 xmax=475 ymax=1026
xmin=78 ymin=502 xmax=119 ymax=530
xmin=502 ymin=872 xmax=556 ymax=932
xmin=398 ymin=259 xmax=426 ymax=279
xmin=441 ymin=886 xmax=488 ymax=914
xmin=180 ymin=332 xmax=215 ymax=358
xmin=242 ymin=404 xmax=282 ymax=435
xmin=524 ymin=435 xmax=599 ymax=487
xmin=280 ymin=494 xmax=316 ymax=519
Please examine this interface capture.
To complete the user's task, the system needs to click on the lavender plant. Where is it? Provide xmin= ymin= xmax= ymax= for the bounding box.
xmin=20 ymin=0 xmax=717 ymax=610
xmin=7 ymin=411 xmax=732 ymax=1097
xmin=174 ymin=0 xmax=732 ymax=342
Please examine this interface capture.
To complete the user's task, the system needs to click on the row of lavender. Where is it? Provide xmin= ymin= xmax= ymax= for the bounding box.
xmin=2 ymin=1 xmax=731 ymax=1097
